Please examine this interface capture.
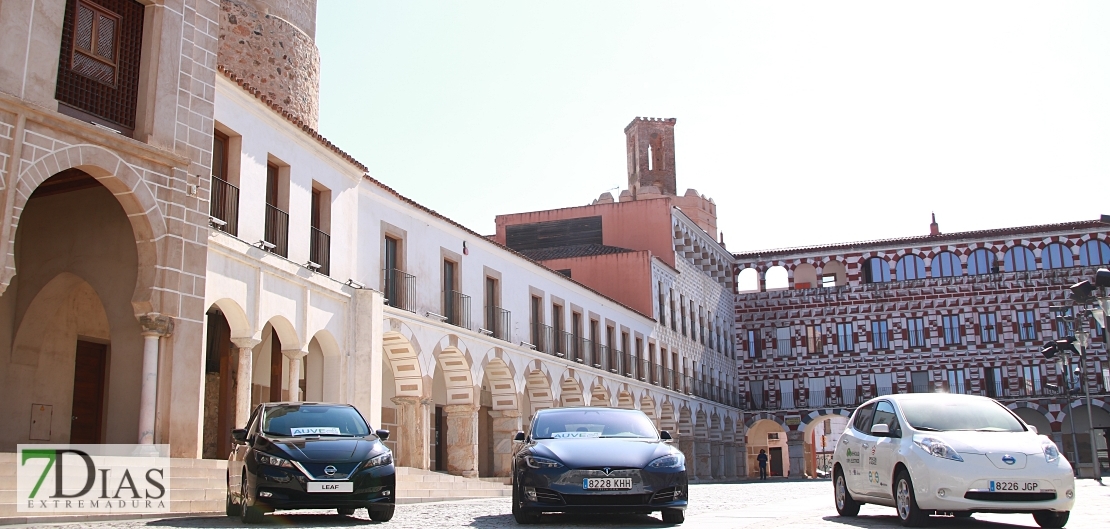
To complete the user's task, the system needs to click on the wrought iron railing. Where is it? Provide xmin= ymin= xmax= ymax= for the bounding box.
xmin=445 ymin=290 xmax=471 ymax=329
xmin=382 ymin=268 xmax=416 ymax=313
xmin=309 ymin=227 xmax=330 ymax=276
xmin=209 ymin=175 xmax=239 ymax=236
xmin=485 ymin=306 xmax=511 ymax=342
xmin=264 ymin=203 xmax=289 ymax=257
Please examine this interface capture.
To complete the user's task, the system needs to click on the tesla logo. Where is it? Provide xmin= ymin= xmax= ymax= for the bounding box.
xmin=324 ymin=465 xmax=337 ymax=475
xmin=1002 ymin=455 xmax=1016 ymax=466
xmin=602 ymin=467 xmax=612 ymax=475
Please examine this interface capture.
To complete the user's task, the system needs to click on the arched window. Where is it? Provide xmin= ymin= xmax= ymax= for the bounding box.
xmin=895 ymin=254 xmax=926 ymax=281
xmin=863 ymin=257 xmax=890 ymax=283
xmin=1003 ymin=246 xmax=1036 ymax=272
xmin=1079 ymin=240 xmax=1110 ymax=266
xmin=737 ymin=268 xmax=760 ymax=293
xmin=765 ymin=266 xmax=789 ymax=290
xmin=1042 ymin=243 xmax=1074 ymax=269
xmin=967 ymin=248 xmax=995 ymax=275
xmin=931 ymin=251 xmax=962 ymax=277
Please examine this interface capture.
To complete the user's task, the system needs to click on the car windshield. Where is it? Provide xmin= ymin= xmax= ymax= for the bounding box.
xmin=899 ymin=398 xmax=1026 ymax=433
xmin=531 ymin=409 xmax=658 ymax=439
xmin=262 ymin=405 xmax=371 ymax=437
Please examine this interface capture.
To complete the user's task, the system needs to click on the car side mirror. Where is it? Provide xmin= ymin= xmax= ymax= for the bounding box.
xmin=870 ymin=423 xmax=890 ymax=436
xmin=1028 ymin=424 xmax=1038 ymax=434
xmin=231 ymin=429 xmax=248 ymax=444
xmin=375 ymin=429 xmax=390 ymax=441
xmin=513 ymin=431 xmax=526 ymax=442
xmin=660 ymin=430 xmax=673 ymax=441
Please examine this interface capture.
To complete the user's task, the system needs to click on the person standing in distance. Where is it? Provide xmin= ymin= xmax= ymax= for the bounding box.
xmin=757 ymin=449 xmax=769 ymax=480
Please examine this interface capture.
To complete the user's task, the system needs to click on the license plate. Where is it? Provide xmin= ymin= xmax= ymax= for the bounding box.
xmin=989 ymin=480 xmax=1039 ymax=492
xmin=308 ymin=481 xmax=353 ymax=493
xmin=583 ymin=477 xmax=632 ymax=490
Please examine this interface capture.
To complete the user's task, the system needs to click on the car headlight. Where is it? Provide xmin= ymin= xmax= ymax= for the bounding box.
xmin=647 ymin=453 xmax=685 ymax=470
xmin=523 ymin=455 xmax=564 ymax=469
xmin=1042 ymin=440 xmax=1061 ymax=463
xmin=255 ymin=452 xmax=293 ymax=468
xmin=912 ymin=435 xmax=963 ymax=462
xmin=363 ymin=451 xmax=393 ymax=468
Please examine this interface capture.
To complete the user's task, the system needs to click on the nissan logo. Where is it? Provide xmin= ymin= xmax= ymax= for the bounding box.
xmin=324 ymin=465 xmax=338 ymax=475
xmin=1001 ymin=455 xmax=1016 ymax=466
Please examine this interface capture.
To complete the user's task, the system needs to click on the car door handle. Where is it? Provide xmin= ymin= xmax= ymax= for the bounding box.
xmin=861 ymin=443 xmax=869 ymax=449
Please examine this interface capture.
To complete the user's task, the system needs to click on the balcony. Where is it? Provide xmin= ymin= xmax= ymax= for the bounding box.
xmin=264 ymin=203 xmax=289 ymax=258
xmin=309 ymin=227 xmax=330 ymax=276
xmin=382 ymin=268 xmax=416 ymax=313
xmin=209 ymin=176 xmax=239 ymax=236
xmin=485 ymin=306 xmax=511 ymax=342
xmin=445 ymin=290 xmax=471 ymax=329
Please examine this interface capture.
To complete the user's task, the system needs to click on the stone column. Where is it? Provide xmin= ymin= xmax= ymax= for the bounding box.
xmin=736 ymin=438 xmax=747 ymax=478
xmin=787 ymin=430 xmax=806 ymax=478
xmin=445 ymin=403 xmax=480 ymax=478
xmin=391 ymin=396 xmax=432 ymax=470
xmin=678 ymin=432 xmax=697 ymax=479
xmin=232 ymin=338 xmax=260 ymax=428
xmin=352 ymin=289 xmax=385 ymax=428
xmin=489 ymin=409 xmax=522 ymax=477
xmin=138 ymin=314 xmax=173 ymax=444
xmin=711 ymin=441 xmax=723 ymax=479
xmin=284 ymin=349 xmax=308 ymax=402
xmin=696 ymin=436 xmax=712 ymax=480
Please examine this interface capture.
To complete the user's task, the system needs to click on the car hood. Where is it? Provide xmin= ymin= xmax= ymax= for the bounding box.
xmin=532 ymin=438 xmax=674 ymax=468
xmin=262 ymin=436 xmax=381 ymax=462
xmin=925 ymin=430 xmax=1044 ymax=455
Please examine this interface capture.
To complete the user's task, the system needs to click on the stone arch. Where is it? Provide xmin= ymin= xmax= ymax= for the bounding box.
xmin=678 ymin=406 xmax=693 ymax=437
xmin=747 ymin=418 xmax=789 ymax=477
xmin=590 ymin=380 xmax=612 ymax=407
xmin=695 ymin=410 xmax=709 ymax=440
xmin=765 ymin=265 xmax=789 ymax=290
xmin=524 ymin=368 xmax=554 ymax=420
xmin=479 ymin=354 xmax=518 ymax=410
xmin=264 ymin=315 xmax=301 ymax=352
xmin=434 ymin=344 xmax=475 ymax=406
xmin=723 ymin=416 xmax=735 ymax=444
xmin=209 ymin=298 xmax=252 ymax=339
xmin=659 ymin=400 xmax=677 ymax=432
xmin=560 ymin=375 xmax=585 ymax=407
xmin=710 ymin=413 xmax=722 ymax=440
xmin=800 ymin=411 xmax=851 ymax=478
xmin=793 ymin=263 xmax=818 ymax=289
xmin=1007 ymin=402 xmax=1053 ymax=435
xmin=10 ymin=147 xmax=168 ymax=315
xmin=637 ymin=393 xmax=655 ymax=420
xmin=822 ymin=259 xmax=847 ymax=286
xmin=382 ymin=320 xmax=424 ymax=398
xmin=304 ymin=330 xmax=342 ymax=402
xmin=736 ymin=268 xmax=760 ymax=293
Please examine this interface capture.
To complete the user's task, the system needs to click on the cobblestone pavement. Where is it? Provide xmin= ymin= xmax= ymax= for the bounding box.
xmin=10 ymin=479 xmax=1109 ymax=529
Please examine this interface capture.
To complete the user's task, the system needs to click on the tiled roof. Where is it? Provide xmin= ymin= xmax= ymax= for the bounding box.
xmin=733 ymin=219 xmax=1109 ymax=260
xmin=518 ymin=244 xmax=634 ymax=261
xmin=216 ymin=66 xmax=367 ymax=172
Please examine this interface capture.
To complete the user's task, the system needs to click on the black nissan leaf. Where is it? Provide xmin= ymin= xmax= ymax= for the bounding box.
xmin=226 ymin=402 xmax=396 ymax=523
xmin=511 ymin=407 xmax=688 ymax=525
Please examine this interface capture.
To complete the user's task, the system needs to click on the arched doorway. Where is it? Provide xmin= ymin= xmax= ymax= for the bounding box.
xmin=748 ymin=419 xmax=788 ymax=478
xmin=801 ymin=413 xmax=849 ymax=478
xmin=202 ymin=307 xmax=235 ymax=459
xmin=1 ymin=169 xmax=144 ymax=449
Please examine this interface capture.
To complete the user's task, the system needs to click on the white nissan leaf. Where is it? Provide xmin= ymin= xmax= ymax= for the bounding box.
xmin=832 ymin=393 xmax=1075 ymax=528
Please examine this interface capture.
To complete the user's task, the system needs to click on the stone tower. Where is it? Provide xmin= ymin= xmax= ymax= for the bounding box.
xmin=218 ymin=0 xmax=321 ymax=127
xmin=625 ymin=117 xmax=677 ymax=197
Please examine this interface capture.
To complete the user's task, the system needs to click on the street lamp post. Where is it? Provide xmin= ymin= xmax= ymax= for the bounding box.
xmin=1072 ymin=327 xmax=1102 ymax=482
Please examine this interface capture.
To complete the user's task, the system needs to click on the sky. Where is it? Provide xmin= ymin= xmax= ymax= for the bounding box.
xmin=315 ymin=1 xmax=1110 ymax=253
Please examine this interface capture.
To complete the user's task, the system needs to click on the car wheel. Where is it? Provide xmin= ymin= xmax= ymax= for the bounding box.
xmin=338 ymin=507 xmax=356 ymax=516
xmin=833 ymin=468 xmax=860 ymax=517
xmin=894 ymin=470 xmax=928 ymax=527
xmin=225 ymin=472 xmax=237 ymax=517
xmin=368 ymin=505 xmax=395 ymax=522
xmin=511 ymin=485 xmax=540 ymax=524
xmin=1032 ymin=510 xmax=1069 ymax=528
xmin=239 ymin=476 xmax=265 ymax=524
xmin=661 ymin=508 xmax=685 ymax=525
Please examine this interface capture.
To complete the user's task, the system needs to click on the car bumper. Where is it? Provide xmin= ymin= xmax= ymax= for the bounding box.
xmin=248 ymin=463 xmax=396 ymax=511
xmin=907 ymin=454 xmax=1075 ymax=513
xmin=516 ymin=467 xmax=688 ymax=513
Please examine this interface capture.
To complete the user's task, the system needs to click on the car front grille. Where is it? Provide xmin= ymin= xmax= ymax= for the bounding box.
xmin=964 ymin=491 xmax=1057 ymax=502
xmin=650 ymin=487 xmax=678 ymax=504
xmin=561 ymin=493 xmax=649 ymax=506
xmin=535 ymin=488 xmax=564 ymax=505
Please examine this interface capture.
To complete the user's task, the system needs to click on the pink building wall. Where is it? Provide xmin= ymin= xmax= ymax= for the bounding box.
xmin=540 ymin=251 xmax=656 ymax=319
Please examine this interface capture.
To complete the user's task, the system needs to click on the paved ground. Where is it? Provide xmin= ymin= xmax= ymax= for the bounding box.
xmin=8 ymin=479 xmax=1109 ymax=528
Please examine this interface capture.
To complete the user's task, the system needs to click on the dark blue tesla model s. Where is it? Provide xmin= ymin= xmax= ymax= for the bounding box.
xmin=511 ymin=407 xmax=688 ymax=525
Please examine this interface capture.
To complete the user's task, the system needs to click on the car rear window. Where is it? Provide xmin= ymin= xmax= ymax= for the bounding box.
xmin=899 ymin=398 xmax=1025 ymax=432
xmin=262 ymin=405 xmax=371 ymax=437
xmin=531 ymin=409 xmax=658 ymax=439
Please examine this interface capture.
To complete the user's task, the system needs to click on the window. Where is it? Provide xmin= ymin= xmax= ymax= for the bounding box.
xmin=1003 ymin=246 xmax=1037 ymax=272
xmin=863 ymin=257 xmax=890 ymax=283
xmin=967 ymin=248 xmax=996 ymax=275
xmin=309 ymin=186 xmax=331 ymax=276
xmin=530 ymin=296 xmax=542 ymax=347
xmin=1042 ymin=243 xmax=1073 ymax=269
xmin=263 ymin=162 xmax=290 ymax=257
xmin=1054 ymin=307 xmax=1072 ymax=338
xmin=852 ymin=403 xmax=876 ymax=433
xmin=689 ymin=302 xmax=697 ymax=342
xmin=942 ymin=314 xmax=962 ymax=345
xmin=71 ymin=1 xmax=121 ymax=86
xmin=947 ymin=369 xmax=966 ymax=394
xmin=1016 ymin=309 xmax=1038 ymax=341
xmin=747 ymin=330 xmax=762 ymax=358
xmin=871 ymin=320 xmax=889 ymax=350
xmin=821 ymin=274 xmax=837 ymax=288
xmin=485 ymin=276 xmax=501 ymax=335
xmin=985 ymin=367 xmax=1003 ymax=398
xmin=1021 ymin=365 xmax=1042 ymax=396
xmin=776 ymin=327 xmax=791 ymax=357
xmin=209 ymin=130 xmax=239 ymax=236
xmin=979 ymin=312 xmax=998 ymax=343
xmin=552 ymin=304 xmax=564 ymax=355
xmin=572 ymin=312 xmax=582 ymax=361
xmin=806 ymin=325 xmax=823 ymax=354
xmin=895 ymin=255 xmax=926 ymax=281
xmin=680 ymin=295 xmax=687 ymax=336
xmin=1079 ymin=240 xmax=1110 ymax=266
xmin=931 ymin=251 xmax=961 ymax=277
xmin=907 ymin=317 xmax=925 ymax=347
xmin=443 ymin=260 xmax=458 ymax=324
xmin=836 ymin=322 xmax=854 ymax=352
xmin=669 ymin=289 xmax=677 ymax=331
xmin=657 ymin=283 xmax=666 ymax=327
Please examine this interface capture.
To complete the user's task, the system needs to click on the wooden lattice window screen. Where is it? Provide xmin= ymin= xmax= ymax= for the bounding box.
xmin=72 ymin=1 xmax=121 ymax=87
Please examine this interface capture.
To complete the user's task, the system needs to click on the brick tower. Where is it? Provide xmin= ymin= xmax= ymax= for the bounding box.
xmin=625 ymin=117 xmax=677 ymax=197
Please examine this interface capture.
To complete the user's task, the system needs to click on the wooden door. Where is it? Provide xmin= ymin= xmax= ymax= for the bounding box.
xmin=70 ymin=341 xmax=107 ymax=444
xmin=769 ymin=447 xmax=784 ymax=477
